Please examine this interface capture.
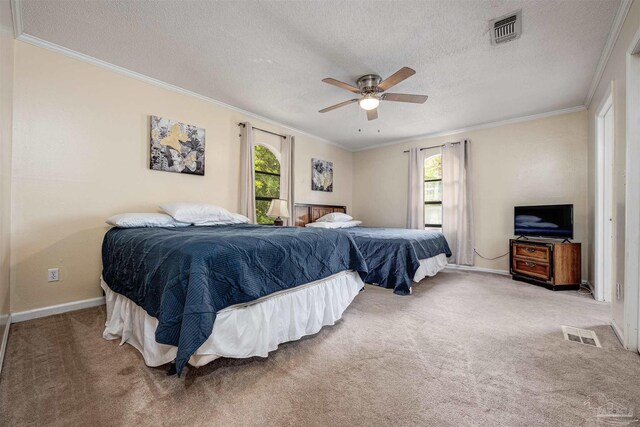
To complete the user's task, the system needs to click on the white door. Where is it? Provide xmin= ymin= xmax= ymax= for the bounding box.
xmin=596 ymin=92 xmax=614 ymax=303
xmin=603 ymin=106 xmax=614 ymax=303
xmin=623 ymin=29 xmax=640 ymax=352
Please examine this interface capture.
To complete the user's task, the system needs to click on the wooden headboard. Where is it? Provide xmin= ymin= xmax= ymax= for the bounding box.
xmin=294 ymin=204 xmax=347 ymax=227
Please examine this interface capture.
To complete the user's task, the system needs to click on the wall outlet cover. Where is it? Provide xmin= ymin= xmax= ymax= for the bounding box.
xmin=48 ymin=268 xmax=59 ymax=282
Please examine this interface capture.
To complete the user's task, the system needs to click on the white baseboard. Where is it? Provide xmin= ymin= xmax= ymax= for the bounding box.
xmin=446 ymin=265 xmax=590 ymax=287
xmin=0 ymin=314 xmax=11 ymax=377
xmin=585 ymin=280 xmax=593 ymax=290
xmin=445 ymin=264 xmax=510 ymax=276
xmin=611 ymin=318 xmax=625 ymax=347
xmin=11 ymin=297 xmax=105 ymax=323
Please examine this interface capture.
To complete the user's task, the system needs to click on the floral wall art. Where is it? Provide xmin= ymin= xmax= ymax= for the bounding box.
xmin=150 ymin=115 xmax=205 ymax=175
xmin=311 ymin=158 xmax=333 ymax=192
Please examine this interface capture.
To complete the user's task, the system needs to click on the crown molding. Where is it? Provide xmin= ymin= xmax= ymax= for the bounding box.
xmin=10 ymin=0 xmax=604 ymax=152
xmin=584 ymin=0 xmax=633 ymax=108
xmin=352 ymin=105 xmax=586 ymax=152
xmin=14 ymin=32 xmax=350 ymax=151
xmin=10 ymin=1 xmax=349 ymax=150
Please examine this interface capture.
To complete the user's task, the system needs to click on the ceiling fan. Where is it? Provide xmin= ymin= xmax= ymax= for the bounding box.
xmin=319 ymin=67 xmax=428 ymax=121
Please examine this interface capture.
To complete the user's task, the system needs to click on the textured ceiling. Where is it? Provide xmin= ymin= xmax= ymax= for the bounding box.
xmin=20 ymin=0 xmax=619 ymax=150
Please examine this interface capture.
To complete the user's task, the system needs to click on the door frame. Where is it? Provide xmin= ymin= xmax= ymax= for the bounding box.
xmin=595 ymin=85 xmax=614 ymax=304
xmin=624 ymin=27 xmax=640 ymax=352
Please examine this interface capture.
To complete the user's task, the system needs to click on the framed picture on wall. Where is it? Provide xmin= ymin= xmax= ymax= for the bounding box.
xmin=312 ymin=158 xmax=333 ymax=192
xmin=150 ymin=115 xmax=205 ymax=176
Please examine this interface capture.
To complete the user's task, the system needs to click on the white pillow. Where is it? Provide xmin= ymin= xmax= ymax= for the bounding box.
xmin=194 ymin=213 xmax=250 ymax=226
xmin=229 ymin=213 xmax=250 ymax=224
xmin=305 ymin=220 xmax=362 ymax=229
xmin=160 ymin=202 xmax=236 ymax=225
xmin=106 ymin=213 xmax=191 ymax=228
xmin=316 ymin=212 xmax=353 ymax=223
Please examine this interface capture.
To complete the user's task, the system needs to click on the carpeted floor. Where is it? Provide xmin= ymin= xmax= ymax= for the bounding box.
xmin=1 ymin=270 xmax=639 ymax=426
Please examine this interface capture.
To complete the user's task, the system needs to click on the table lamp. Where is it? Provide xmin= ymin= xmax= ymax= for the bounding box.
xmin=267 ymin=199 xmax=290 ymax=226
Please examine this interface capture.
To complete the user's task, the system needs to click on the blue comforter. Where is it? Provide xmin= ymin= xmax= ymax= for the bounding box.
xmin=102 ymin=224 xmax=367 ymax=376
xmin=343 ymin=227 xmax=451 ymax=295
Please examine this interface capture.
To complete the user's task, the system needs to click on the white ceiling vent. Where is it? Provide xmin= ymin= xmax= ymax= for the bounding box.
xmin=490 ymin=10 xmax=522 ymax=45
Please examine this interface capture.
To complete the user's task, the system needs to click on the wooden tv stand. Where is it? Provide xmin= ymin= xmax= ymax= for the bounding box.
xmin=509 ymin=239 xmax=581 ymax=291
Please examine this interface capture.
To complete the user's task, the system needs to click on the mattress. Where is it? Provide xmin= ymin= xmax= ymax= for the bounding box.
xmin=102 ymin=271 xmax=364 ymax=368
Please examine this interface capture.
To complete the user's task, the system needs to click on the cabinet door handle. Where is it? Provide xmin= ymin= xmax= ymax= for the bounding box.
xmin=526 ymin=262 xmax=536 ymax=268
xmin=526 ymin=248 xmax=536 ymax=252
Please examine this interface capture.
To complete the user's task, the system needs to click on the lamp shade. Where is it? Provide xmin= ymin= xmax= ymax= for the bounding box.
xmin=359 ymin=95 xmax=379 ymax=111
xmin=267 ymin=199 xmax=290 ymax=218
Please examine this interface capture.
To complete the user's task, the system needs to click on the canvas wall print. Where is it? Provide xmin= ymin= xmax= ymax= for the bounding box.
xmin=150 ymin=115 xmax=205 ymax=176
xmin=312 ymin=158 xmax=333 ymax=192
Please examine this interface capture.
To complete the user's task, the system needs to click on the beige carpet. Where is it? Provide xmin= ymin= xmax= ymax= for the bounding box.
xmin=1 ymin=270 xmax=639 ymax=426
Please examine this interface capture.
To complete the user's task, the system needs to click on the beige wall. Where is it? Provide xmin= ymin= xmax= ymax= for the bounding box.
xmin=10 ymin=41 xmax=353 ymax=312
xmin=7 ymin=20 xmax=617 ymax=315
xmin=0 ymin=0 xmax=13 ymax=332
xmin=352 ymin=111 xmax=589 ymax=275
xmin=586 ymin=1 xmax=640 ymax=333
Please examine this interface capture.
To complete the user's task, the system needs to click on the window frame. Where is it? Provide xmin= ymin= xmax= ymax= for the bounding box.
xmin=424 ymin=154 xmax=443 ymax=229
xmin=254 ymin=143 xmax=281 ymax=225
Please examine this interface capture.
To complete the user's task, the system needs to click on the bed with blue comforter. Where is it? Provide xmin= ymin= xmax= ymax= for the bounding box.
xmin=101 ymin=224 xmax=368 ymax=376
xmin=342 ymin=227 xmax=451 ymax=296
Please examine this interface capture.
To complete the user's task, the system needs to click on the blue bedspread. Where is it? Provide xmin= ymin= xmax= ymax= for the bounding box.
xmin=102 ymin=224 xmax=367 ymax=375
xmin=343 ymin=227 xmax=451 ymax=295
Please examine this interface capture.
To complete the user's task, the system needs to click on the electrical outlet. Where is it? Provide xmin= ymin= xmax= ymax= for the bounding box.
xmin=48 ymin=268 xmax=59 ymax=282
xmin=616 ymin=283 xmax=622 ymax=300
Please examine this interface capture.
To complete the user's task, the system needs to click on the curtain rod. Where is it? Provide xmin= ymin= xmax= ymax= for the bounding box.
xmin=402 ymin=139 xmax=468 ymax=153
xmin=238 ymin=123 xmax=287 ymax=139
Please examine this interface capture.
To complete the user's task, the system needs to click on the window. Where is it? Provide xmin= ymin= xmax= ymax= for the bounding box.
xmin=424 ymin=154 xmax=442 ymax=229
xmin=255 ymin=144 xmax=281 ymax=224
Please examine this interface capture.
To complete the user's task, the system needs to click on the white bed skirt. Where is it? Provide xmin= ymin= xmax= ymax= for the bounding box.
xmin=413 ymin=253 xmax=448 ymax=283
xmin=102 ymin=271 xmax=364 ymax=368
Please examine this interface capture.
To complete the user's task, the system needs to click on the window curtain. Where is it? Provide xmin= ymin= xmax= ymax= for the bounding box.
xmin=442 ymin=140 xmax=474 ymax=265
xmin=280 ymin=135 xmax=295 ymax=226
xmin=240 ymin=122 xmax=257 ymax=223
xmin=406 ymin=147 xmax=425 ymax=229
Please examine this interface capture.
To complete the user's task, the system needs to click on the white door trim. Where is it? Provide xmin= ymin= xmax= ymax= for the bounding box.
xmin=595 ymin=84 xmax=614 ymax=303
xmin=0 ymin=315 xmax=10 ymax=377
xmin=624 ymin=27 xmax=640 ymax=352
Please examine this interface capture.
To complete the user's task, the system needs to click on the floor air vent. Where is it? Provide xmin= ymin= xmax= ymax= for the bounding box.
xmin=562 ymin=326 xmax=602 ymax=348
xmin=490 ymin=10 xmax=522 ymax=45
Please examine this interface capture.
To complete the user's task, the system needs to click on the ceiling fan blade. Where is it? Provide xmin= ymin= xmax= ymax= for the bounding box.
xmin=381 ymin=93 xmax=428 ymax=104
xmin=377 ymin=67 xmax=416 ymax=91
xmin=319 ymin=98 xmax=359 ymax=113
xmin=367 ymin=108 xmax=378 ymax=121
xmin=322 ymin=78 xmax=360 ymax=93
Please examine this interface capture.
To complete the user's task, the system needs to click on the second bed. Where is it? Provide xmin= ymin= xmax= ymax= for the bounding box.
xmin=295 ymin=204 xmax=451 ymax=295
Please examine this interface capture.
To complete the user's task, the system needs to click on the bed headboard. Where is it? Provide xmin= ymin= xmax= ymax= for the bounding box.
xmin=294 ymin=204 xmax=347 ymax=227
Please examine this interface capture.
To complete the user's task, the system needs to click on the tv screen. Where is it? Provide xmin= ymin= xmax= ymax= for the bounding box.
xmin=514 ymin=204 xmax=573 ymax=239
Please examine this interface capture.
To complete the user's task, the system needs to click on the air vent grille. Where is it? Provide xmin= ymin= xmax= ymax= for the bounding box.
xmin=561 ymin=326 xmax=602 ymax=348
xmin=490 ymin=10 xmax=522 ymax=45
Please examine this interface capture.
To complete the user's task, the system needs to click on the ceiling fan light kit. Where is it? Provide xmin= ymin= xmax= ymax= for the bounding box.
xmin=319 ymin=67 xmax=428 ymax=121
xmin=359 ymin=94 xmax=379 ymax=111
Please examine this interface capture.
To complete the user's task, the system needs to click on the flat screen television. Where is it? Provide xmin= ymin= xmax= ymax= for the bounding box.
xmin=514 ymin=204 xmax=573 ymax=239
